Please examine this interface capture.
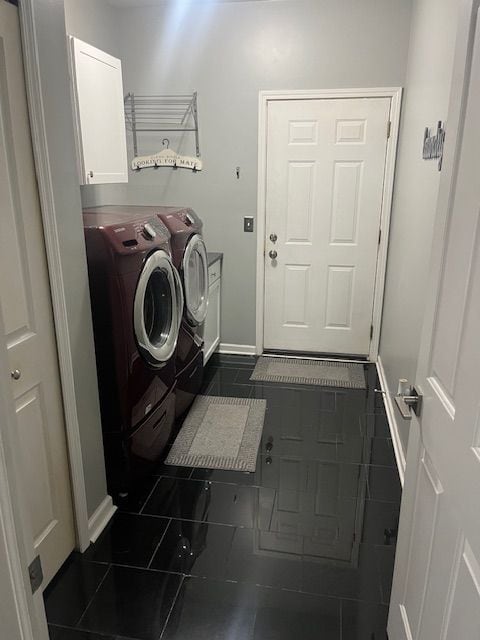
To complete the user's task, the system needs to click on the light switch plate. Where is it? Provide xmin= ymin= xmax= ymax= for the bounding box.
xmin=244 ymin=216 xmax=254 ymax=232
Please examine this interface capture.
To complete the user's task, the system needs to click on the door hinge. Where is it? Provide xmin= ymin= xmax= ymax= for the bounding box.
xmin=378 ymin=227 xmax=382 ymax=245
xmin=370 ymin=325 xmax=374 ymax=340
xmin=387 ymin=121 xmax=392 ymax=139
xmin=28 ymin=555 xmax=43 ymax=595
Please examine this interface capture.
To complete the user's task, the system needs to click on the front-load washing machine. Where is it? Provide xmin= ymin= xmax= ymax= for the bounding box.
xmin=83 ymin=208 xmax=184 ymax=497
xmin=156 ymin=207 xmax=209 ymax=417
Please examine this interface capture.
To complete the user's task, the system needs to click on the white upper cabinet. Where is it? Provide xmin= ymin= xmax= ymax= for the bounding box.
xmin=69 ymin=37 xmax=128 ymax=185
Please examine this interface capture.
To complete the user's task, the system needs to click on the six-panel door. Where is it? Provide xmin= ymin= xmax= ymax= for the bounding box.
xmin=264 ymin=97 xmax=391 ymax=356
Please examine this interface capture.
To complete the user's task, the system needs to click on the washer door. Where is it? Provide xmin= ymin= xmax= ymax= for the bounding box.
xmin=182 ymin=234 xmax=208 ymax=325
xmin=134 ymin=250 xmax=182 ymax=366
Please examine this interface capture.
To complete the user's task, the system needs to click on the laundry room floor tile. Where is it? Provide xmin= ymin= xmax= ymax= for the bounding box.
xmin=45 ymin=358 xmax=400 ymax=640
xmin=142 ymin=476 xmax=276 ymax=529
xmin=83 ymin=512 xmax=170 ymax=568
xmin=340 ymin=600 xmax=389 ymax=640
xmin=367 ymin=465 xmax=402 ymax=502
xmin=44 ymin=555 xmax=109 ymax=627
xmin=77 ymin=565 xmax=182 ymax=640
xmin=161 ymin=577 xmax=341 ymax=640
xmin=149 ymin=519 xmax=235 ymax=579
xmin=48 ymin=627 xmax=115 ymax=640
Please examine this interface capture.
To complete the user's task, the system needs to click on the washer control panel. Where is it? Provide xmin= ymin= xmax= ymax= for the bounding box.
xmin=116 ymin=216 xmax=171 ymax=252
xmin=143 ymin=223 xmax=156 ymax=239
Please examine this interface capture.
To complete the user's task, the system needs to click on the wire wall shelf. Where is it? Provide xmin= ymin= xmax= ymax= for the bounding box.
xmin=124 ymin=92 xmax=200 ymax=157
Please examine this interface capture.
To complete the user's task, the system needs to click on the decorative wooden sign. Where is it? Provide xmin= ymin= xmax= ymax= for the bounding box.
xmin=423 ymin=121 xmax=445 ymax=170
xmin=131 ymin=148 xmax=203 ymax=172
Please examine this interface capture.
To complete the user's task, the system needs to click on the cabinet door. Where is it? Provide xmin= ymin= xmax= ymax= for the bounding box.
xmin=204 ymin=277 xmax=221 ymax=363
xmin=69 ymin=37 xmax=128 ymax=185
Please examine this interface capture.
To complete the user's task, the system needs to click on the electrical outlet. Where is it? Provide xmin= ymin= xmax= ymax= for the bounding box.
xmin=244 ymin=216 xmax=254 ymax=232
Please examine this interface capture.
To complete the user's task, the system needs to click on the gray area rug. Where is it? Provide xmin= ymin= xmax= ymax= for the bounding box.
xmin=165 ymin=395 xmax=267 ymax=472
xmin=250 ymin=356 xmax=366 ymax=389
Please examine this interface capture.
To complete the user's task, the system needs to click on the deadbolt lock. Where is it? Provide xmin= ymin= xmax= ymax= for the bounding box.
xmin=269 ymin=233 xmax=278 ymax=243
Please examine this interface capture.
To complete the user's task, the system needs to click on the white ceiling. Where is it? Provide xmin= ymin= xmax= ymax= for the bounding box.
xmin=107 ymin=0 xmax=277 ymax=7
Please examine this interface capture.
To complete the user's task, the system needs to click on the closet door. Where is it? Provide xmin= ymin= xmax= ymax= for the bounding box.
xmin=69 ymin=37 xmax=128 ymax=184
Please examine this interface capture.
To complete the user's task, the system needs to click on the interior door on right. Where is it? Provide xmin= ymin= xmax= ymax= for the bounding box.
xmin=388 ymin=7 xmax=480 ymax=638
xmin=264 ymin=97 xmax=391 ymax=356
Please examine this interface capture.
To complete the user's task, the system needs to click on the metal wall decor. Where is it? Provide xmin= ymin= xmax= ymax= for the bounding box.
xmin=423 ymin=121 xmax=445 ymax=170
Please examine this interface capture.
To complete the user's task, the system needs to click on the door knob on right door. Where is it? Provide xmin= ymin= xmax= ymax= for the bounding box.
xmin=269 ymin=250 xmax=277 ymax=260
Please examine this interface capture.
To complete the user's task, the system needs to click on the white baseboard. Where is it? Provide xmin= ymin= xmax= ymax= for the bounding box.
xmin=376 ymin=356 xmax=406 ymax=487
xmin=218 ymin=343 xmax=256 ymax=356
xmin=87 ymin=494 xmax=117 ymax=544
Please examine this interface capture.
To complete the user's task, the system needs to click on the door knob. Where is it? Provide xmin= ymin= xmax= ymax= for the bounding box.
xmin=11 ymin=369 xmax=21 ymax=380
xmin=269 ymin=233 xmax=277 ymax=243
xmin=268 ymin=250 xmax=277 ymax=260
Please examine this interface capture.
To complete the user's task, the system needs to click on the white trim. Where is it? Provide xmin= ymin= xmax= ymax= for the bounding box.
xmin=87 ymin=496 xmax=117 ymax=544
xmin=376 ymin=356 xmax=406 ymax=486
xmin=369 ymin=89 xmax=402 ymax=361
xmin=205 ymin=336 xmax=220 ymax=363
xmin=218 ymin=343 xmax=257 ymax=356
xmin=18 ymin=0 xmax=91 ymax=552
xmin=261 ymin=353 xmax=367 ymax=364
xmin=255 ymin=87 xmax=403 ymax=359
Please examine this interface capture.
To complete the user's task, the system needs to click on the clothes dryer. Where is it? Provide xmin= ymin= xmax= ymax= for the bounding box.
xmin=83 ymin=208 xmax=183 ymax=496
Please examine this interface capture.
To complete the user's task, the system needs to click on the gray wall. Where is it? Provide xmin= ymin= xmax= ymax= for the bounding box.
xmin=64 ymin=0 xmax=119 ymax=55
xmin=378 ymin=0 xmax=459 ymax=454
xmin=29 ymin=0 xmax=108 ymax=519
xmin=69 ymin=0 xmax=413 ymax=347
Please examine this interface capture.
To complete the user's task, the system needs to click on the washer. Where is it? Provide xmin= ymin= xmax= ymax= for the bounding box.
xmin=83 ymin=207 xmax=183 ymax=496
xmin=155 ymin=207 xmax=209 ymax=417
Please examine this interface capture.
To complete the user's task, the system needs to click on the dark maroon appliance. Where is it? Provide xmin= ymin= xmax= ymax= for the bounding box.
xmin=155 ymin=207 xmax=209 ymax=417
xmin=83 ymin=208 xmax=184 ymax=497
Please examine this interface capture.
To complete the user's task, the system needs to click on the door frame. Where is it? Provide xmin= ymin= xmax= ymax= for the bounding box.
xmin=255 ymin=88 xmax=402 ymax=359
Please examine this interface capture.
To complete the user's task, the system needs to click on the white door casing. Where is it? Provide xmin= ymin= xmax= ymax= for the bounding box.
xmin=0 ymin=2 xmax=75 ymax=587
xmin=263 ymin=96 xmax=391 ymax=356
xmin=256 ymin=89 xmax=401 ymax=359
xmin=388 ymin=3 xmax=480 ymax=638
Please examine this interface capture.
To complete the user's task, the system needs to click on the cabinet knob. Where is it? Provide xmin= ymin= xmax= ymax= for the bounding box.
xmin=11 ymin=369 xmax=21 ymax=380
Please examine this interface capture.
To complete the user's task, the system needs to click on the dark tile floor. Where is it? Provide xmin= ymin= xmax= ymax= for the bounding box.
xmin=45 ymin=354 xmax=400 ymax=640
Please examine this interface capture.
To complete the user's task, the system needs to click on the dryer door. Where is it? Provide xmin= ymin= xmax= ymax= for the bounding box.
xmin=182 ymin=234 xmax=209 ymax=326
xmin=134 ymin=250 xmax=181 ymax=366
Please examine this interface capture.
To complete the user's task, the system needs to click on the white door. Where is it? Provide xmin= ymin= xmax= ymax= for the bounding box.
xmin=0 ymin=2 xmax=75 ymax=587
xmin=388 ymin=6 xmax=480 ymax=638
xmin=264 ymin=97 xmax=391 ymax=356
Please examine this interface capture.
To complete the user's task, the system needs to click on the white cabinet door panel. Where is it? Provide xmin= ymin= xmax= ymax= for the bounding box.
xmin=69 ymin=37 xmax=128 ymax=185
